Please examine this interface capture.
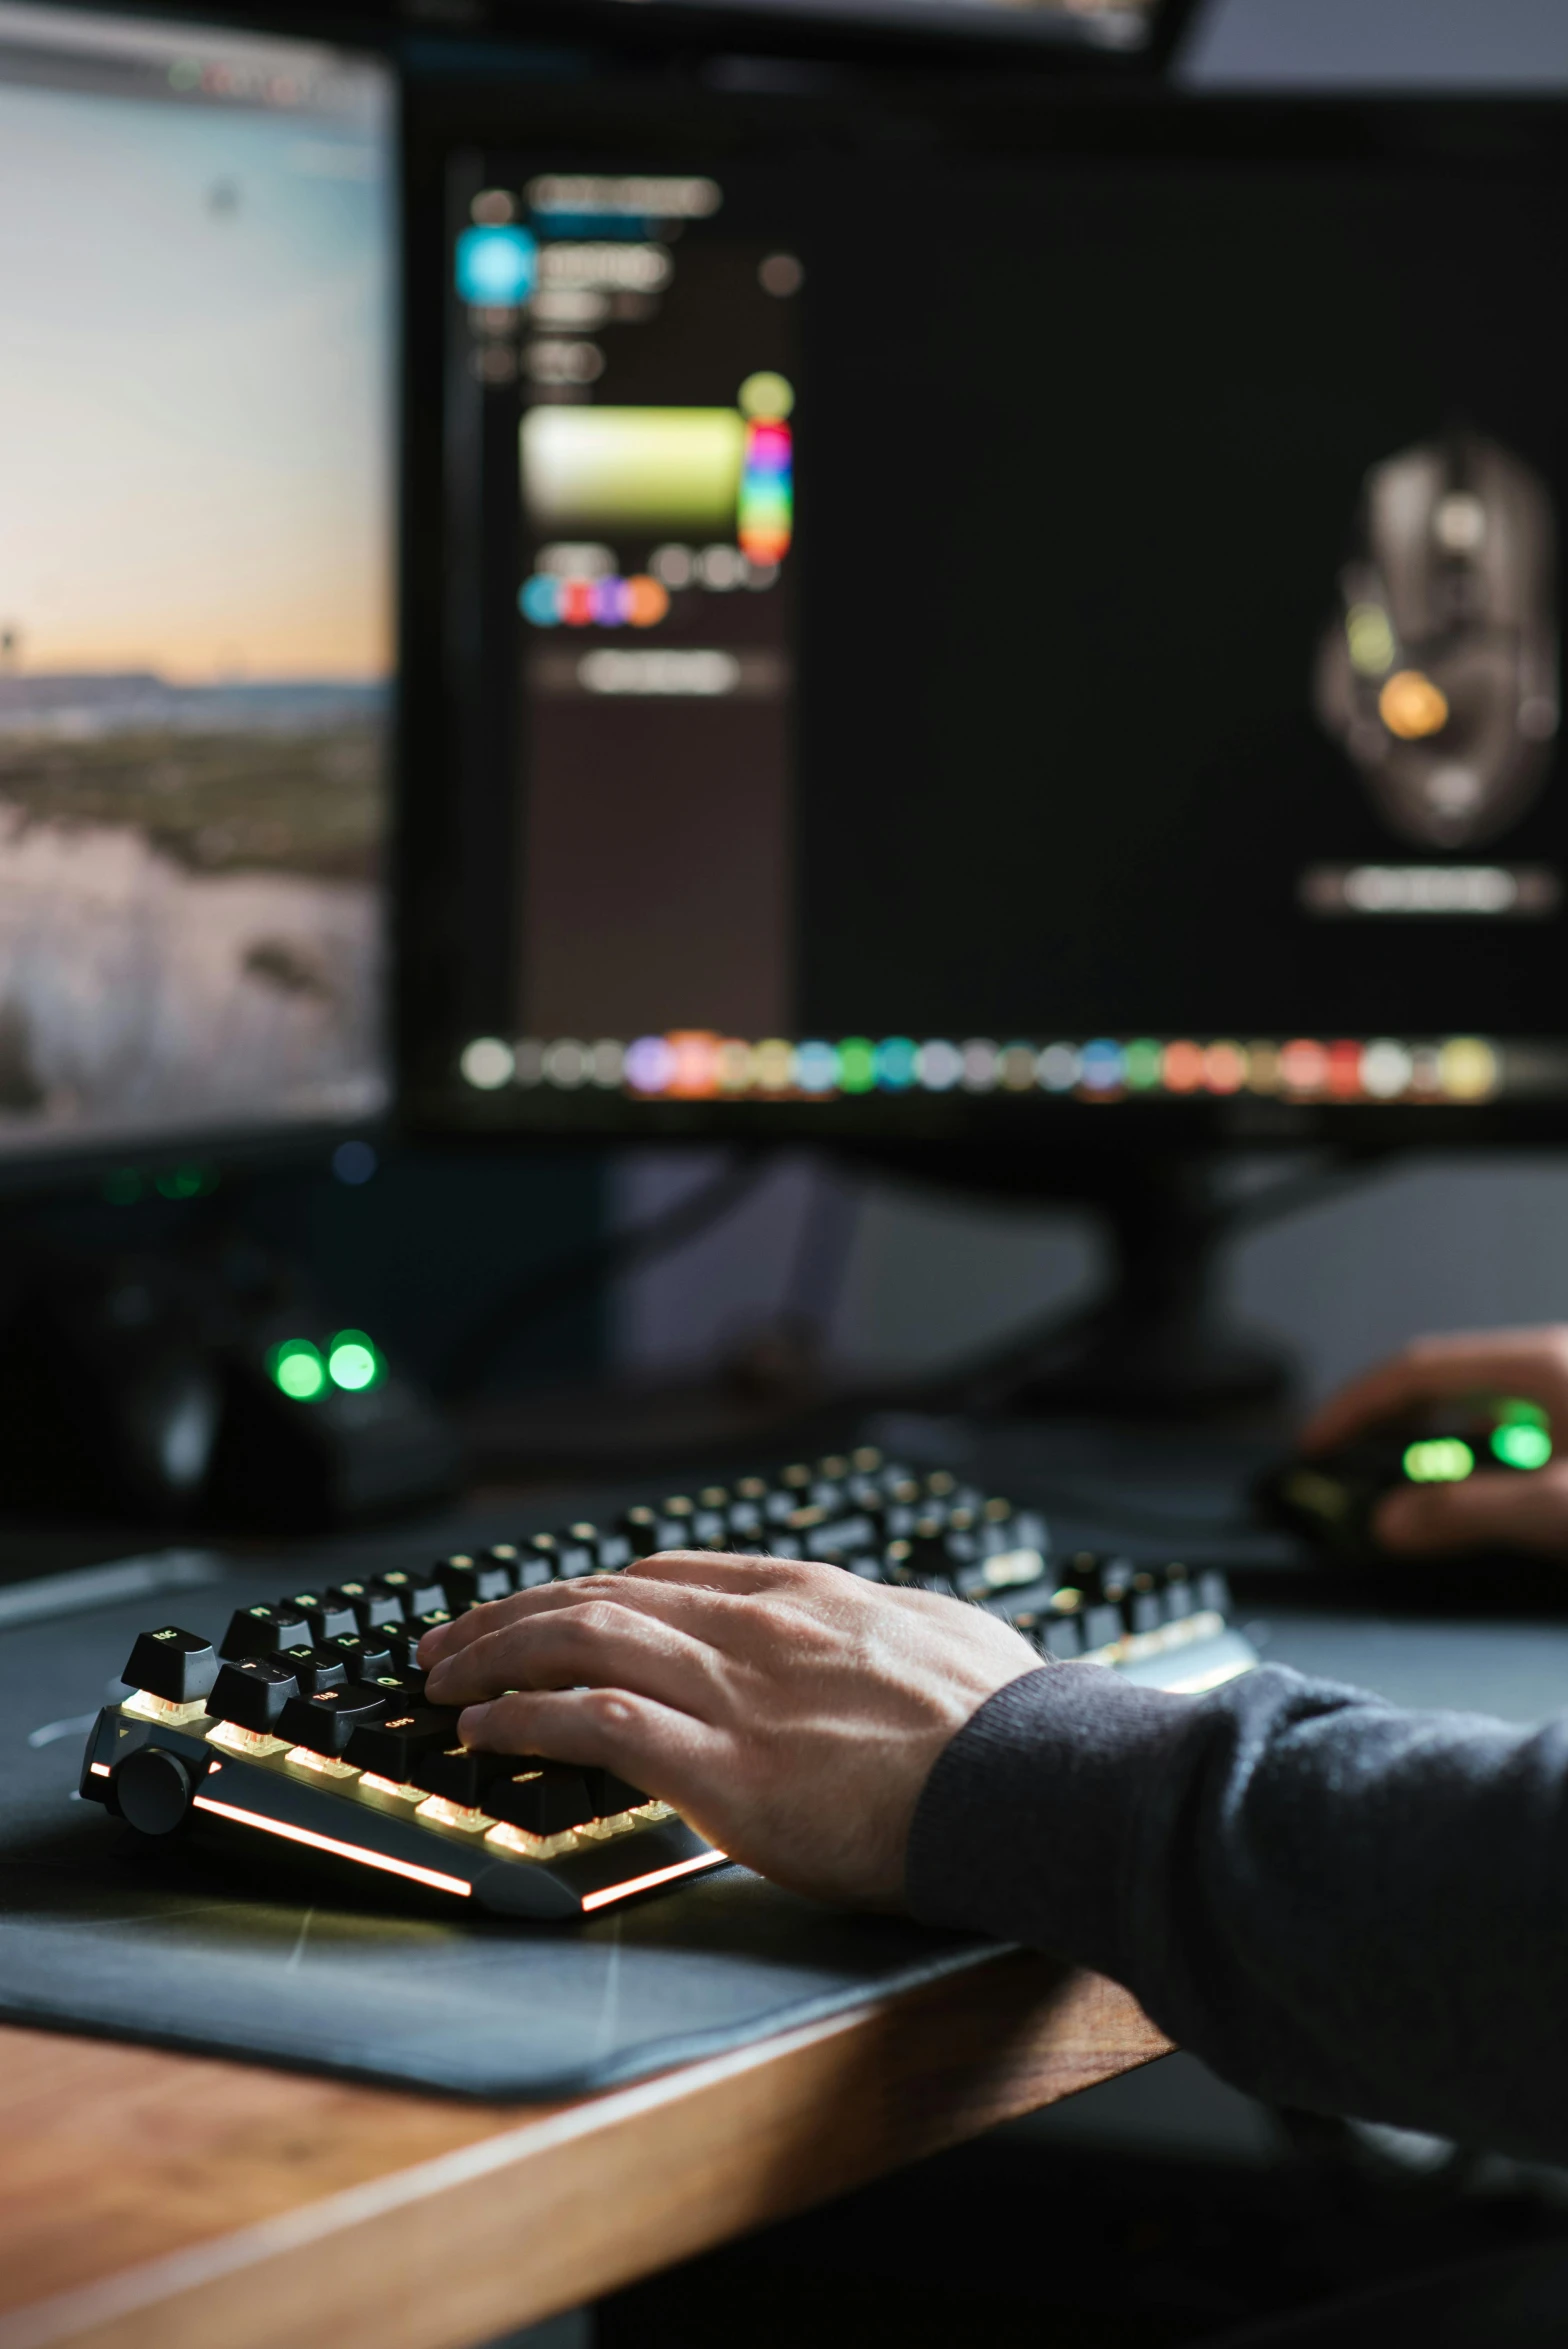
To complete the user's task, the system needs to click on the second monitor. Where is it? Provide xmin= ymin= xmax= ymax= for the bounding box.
xmin=412 ymin=84 xmax=1568 ymax=1150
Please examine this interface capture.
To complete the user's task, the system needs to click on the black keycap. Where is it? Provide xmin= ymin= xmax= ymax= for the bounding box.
xmin=122 ymin=1626 xmax=218 ymax=1704
xmin=1128 ymin=1583 xmax=1163 ymax=1635
xmin=618 ymin=1505 xmax=660 ymax=1557
xmin=362 ymin=1665 xmax=427 ymax=1702
xmin=590 ymin=1768 xmax=648 ymax=1815
xmin=209 ymin=1657 xmax=299 ymax=1730
xmin=320 ymin=1630 xmax=395 ymax=1680
xmin=279 ymin=1683 xmax=389 ymax=1755
xmin=1082 ymin=1602 xmax=1124 ymax=1650
xmin=327 ymin=1579 xmax=404 ymax=1633
xmin=554 ymin=1530 xmax=597 ymax=1578
xmin=1041 ymin=1619 xmax=1083 ymax=1662
xmin=656 ymin=1497 xmax=695 ymax=1549
xmin=512 ymin=1543 xmax=553 ymax=1590
xmin=1197 ymin=1569 xmax=1232 ymax=1617
xmin=220 ymin=1603 xmax=311 ymax=1662
xmin=413 ymin=1743 xmax=517 ymax=1806
xmin=592 ymin=1532 xmax=632 ymax=1572
xmin=375 ymin=1568 xmax=448 ymax=1619
xmin=1097 ymin=1559 xmax=1135 ymax=1604
xmin=480 ymin=1763 xmax=598 ymax=1836
xmin=1162 ymin=1569 xmax=1194 ymax=1624
xmin=277 ymin=1644 xmax=349 ymax=1697
xmin=438 ymin=1553 xmax=513 ymax=1609
xmin=289 ymin=1591 xmax=360 ymax=1644
xmin=348 ymin=1706 xmax=461 ymax=1777
xmin=382 ymin=1612 xmax=450 ymax=1670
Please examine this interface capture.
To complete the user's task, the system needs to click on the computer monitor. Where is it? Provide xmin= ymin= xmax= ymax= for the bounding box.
xmin=405 ymin=78 xmax=1568 ymax=1158
xmin=0 ymin=0 xmax=394 ymax=1175
xmin=605 ymin=0 xmax=1160 ymax=56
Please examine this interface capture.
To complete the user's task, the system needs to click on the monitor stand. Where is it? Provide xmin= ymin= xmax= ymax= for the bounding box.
xmin=927 ymin=1155 xmax=1299 ymax=1423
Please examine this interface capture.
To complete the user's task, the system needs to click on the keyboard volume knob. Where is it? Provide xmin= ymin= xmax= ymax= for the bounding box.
xmin=115 ymin=1747 xmax=195 ymax=1837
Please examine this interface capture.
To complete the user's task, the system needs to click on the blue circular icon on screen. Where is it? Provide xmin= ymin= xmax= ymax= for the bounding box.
xmin=1080 ymin=1038 xmax=1125 ymax=1091
xmin=455 ymin=224 xmax=537 ymax=307
xmin=519 ymin=574 xmax=561 ymax=625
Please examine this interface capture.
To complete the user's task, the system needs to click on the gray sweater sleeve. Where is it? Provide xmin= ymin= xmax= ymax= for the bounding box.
xmin=904 ymin=1661 xmax=1568 ymax=2160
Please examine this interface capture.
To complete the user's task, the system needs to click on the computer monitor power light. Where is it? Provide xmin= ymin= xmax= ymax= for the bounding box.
xmin=414 ymin=88 xmax=1568 ymax=1157
xmin=0 ymin=0 xmax=394 ymax=1182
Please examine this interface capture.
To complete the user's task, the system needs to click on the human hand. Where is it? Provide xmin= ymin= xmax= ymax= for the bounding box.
xmin=1300 ymin=1326 xmax=1568 ymax=1558
xmin=418 ymin=1554 xmax=1041 ymax=1905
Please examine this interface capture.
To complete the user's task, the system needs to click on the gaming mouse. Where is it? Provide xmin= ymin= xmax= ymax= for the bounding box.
xmin=1314 ymin=428 xmax=1559 ymax=849
xmin=1259 ymin=1394 xmax=1553 ymax=1558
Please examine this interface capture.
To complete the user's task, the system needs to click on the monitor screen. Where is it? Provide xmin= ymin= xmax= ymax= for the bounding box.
xmin=0 ymin=1 xmax=393 ymax=1162
xmin=420 ymin=98 xmax=1568 ymax=1140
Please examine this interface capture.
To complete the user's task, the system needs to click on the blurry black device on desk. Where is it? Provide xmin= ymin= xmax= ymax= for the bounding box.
xmin=82 ymin=1446 xmax=1256 ymax=1918
xmin=405 ymin=59 xmax=1568 ymax=1418
xmin=0 ymin=1239 xmax=456 ymax=1532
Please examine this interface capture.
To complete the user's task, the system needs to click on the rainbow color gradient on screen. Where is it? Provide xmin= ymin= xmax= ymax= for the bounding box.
xmin=738 ymin=419 xmax=793 ymax=563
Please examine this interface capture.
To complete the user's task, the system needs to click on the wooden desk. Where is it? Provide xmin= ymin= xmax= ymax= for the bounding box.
xmin=0 ymin=1954 xmax=1167 ymax=2349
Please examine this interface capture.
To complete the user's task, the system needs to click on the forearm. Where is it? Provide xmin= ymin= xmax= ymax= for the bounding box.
xmin=906 ymin=1662 xmax=1568 ymax=2159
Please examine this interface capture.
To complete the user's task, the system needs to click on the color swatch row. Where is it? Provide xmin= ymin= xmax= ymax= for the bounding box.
xmin=459 ymin=1032 xmax=1507 ymax=1104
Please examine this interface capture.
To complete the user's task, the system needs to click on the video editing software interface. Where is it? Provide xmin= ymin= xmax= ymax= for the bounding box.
xmin=0 ymin=2 xmax=393 ymax=1161
xmin=441 ymin=118 xmax=1568 ymax=1123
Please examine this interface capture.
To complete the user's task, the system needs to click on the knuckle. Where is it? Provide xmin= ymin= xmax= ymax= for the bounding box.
xmin=582 ymin=1686 xmax=636 ymax=1734
xmin=565 ymin=1598 xmax=620 ymax=1640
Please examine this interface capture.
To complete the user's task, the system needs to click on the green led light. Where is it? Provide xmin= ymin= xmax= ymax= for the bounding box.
xmin=1123 ymin=1040 xmax=1163 ymax=1091
xmin=1495 ymin=1396 xmax=1548 ymax=1430
xmin=1403 ymin=1437 xmax=1475 ymax=1485
xmin=1491 ymin=1422 xmax=1553 ymax=1471
xmin=269 ymin=1339 xmax=327 ymax=1402
xmin=154 ymin=1164 xmax=214 ymax=1202
xmin=837 ymin=1038 xmax=876 ymax=1094
xmin=327 ymin=1330 xmax=383 ymax=1393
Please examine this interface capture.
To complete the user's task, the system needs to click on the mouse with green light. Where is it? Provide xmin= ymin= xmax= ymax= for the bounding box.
xmin=1260 ymin=1395 xmax=1554 ymax=1556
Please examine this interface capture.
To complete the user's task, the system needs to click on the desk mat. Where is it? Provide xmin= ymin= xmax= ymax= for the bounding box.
xmin=0 ymin=1550 xmax=1001 ymax=2102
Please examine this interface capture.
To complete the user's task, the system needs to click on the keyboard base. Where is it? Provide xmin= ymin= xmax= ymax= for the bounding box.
xmin=78 ymin=1706 xmax=727 ymax=1918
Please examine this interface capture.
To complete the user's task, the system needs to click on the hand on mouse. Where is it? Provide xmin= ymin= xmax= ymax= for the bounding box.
xmin=1300 ymin=1326 xmax=1568 ymax=1559
xmin=417 ymin=1554 xmax=1040 ymax=1904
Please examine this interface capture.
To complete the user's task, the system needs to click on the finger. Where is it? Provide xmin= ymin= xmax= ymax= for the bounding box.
xmin=1302 ymin=1330 xmax=1568 ymax=1456
xmin=418 ymin=1560 xmax=761 ymax=1667
xmin=627 ymin=1550 xmax=799 ymax=1589
xmin=1375 ymin=1460 xmax=1568 ymax=1560
xmin=426 ymin=1598 xmax=725 ymax=1718
xmin=457 ymin=1685 xmax=726 ymax=1823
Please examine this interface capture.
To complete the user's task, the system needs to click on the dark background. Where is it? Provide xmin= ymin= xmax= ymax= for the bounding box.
xmin=793 ymin=151 xmax=1568 ymax=1037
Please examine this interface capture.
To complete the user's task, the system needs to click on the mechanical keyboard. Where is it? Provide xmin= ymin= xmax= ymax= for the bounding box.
xmin=78 ymin=1448 xmax=1258 ymax=1917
